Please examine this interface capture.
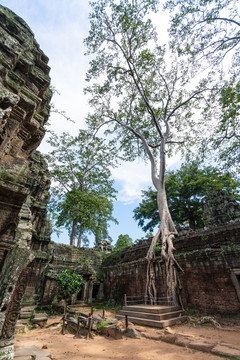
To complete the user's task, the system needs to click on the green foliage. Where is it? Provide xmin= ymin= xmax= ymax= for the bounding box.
xmin=85 ymin=0 xmax=210 ymax=164
xmin=166 ymin=0 xmax=240 ymax=66
xmin=55 ymin=269 xmax=84 ymax=302
xmin=114 ymin=234 xmax=133 ymax=251
xmin=55 ymin=190 xmax=116 ymax=244
xmin=45 ymin=129 xmax=118 ymax=246
xmin=211 ymin=78 xmax=240 ymax=172
xmin=165 ymin=0 xmax=240 ymax=172
xmin=201 ymin=235 xmax=209 ymax=242
xmin=133 ymin=188 xmax=159 ymax=232
xmin=153 ymin=243 xmax=162 ymax=257
xmin=133 ymin=160 xmax=240 ymax=231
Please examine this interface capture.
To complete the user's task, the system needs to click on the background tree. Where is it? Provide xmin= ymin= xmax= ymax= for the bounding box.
xmin=114 ymin=234 xmax=133 ymax=251
xmin=211 ymin=79 xmax=240 ymax=173
xmin=55 ymin=269 xmax=84 ymax=311
xmin=46 ymin=130 xmax=117 ymax=247
xmin=133 ymin=160 xmax=240 ymax=232
xmin=165 ymin=0 xmax=240 ymax=173
xmin=54 ymin=189 xmax=116 ymax=247
xmin=85 ymin=0 xmax=211 ymax=301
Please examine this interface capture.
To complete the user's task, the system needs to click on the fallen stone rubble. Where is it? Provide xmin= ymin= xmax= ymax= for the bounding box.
xmin=141 ymin=328 xmax=240 ymax=359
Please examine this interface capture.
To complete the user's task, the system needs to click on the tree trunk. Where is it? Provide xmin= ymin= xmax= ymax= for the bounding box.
xmin=189 ymin=216 xmax=196 ymax=230
xmin=77 ymin=225 xmax=83 ymax=248
xmin=70 ymin=218 xmax=78 ymax=246
xmin=187 ymin=201 xmax=196 ymax=230
xmin=145 ymin=139 xmax=182 ymax=305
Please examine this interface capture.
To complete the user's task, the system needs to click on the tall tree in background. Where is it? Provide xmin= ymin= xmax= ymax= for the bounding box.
xmin=46 ymin=130 xmax=117 ymax=247
xmin=85 ymin=0 xmax=211 ymax=301
xmin=134 ymin=160 xmax=240 ymax=232
xmin=114 ymin=234 xmax=133 ymax=251
xmin=165 ymin=0 xmax=240 ymax=173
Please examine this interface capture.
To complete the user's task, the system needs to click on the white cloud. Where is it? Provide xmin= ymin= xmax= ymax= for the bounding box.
xmin=111 ymin=154 xmax=182 ymax=204
xmin=112 ymin=160 xmax=152 ymax=204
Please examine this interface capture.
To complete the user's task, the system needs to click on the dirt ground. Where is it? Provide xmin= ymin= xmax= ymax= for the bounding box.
xmin=15 ymin=307 xmax=240 ymax=360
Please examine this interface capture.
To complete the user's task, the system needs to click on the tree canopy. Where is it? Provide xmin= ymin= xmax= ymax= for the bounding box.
xmin=165 ymin=0 xmax=240 ymax=172
xmin=114 ymin=234 xmax=133 ymax=251
xmin=85 ymin=0 xmax=210 ymax=162
xmin=46 ymin=130 xmax=117 ymax=247
xmin=133 ymin=160 xmax=240 ymax=232
xmin=166 ymin=0 xmax=240 ymax=66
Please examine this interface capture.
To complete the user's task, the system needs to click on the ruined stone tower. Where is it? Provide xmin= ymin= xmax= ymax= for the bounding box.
xmin=0 ymin=5 xmax=51 ymax=359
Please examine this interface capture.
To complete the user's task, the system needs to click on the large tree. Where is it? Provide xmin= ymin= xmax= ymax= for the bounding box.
xmin=165 ymin=0 xmax=240 ymax=172
xmin=85 ymin=0 xmax=211 ymax=302
xmin=46 ymin=130 xmax=117 ymax=247
xmin=133 ymin=161 xmax=240 ymax=232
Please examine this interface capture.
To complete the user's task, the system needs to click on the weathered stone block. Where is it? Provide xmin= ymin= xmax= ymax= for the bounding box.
xmin=14 ymin=346 xmax=51 ymax=359
xmin=102 ymin=324 xmax=123 ymax=339
xmin=211 ymin=343 xmax=240 ymax=358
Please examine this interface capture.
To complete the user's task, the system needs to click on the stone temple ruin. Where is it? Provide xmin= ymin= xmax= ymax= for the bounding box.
xmin=0 ymin=5 xmax=240 ymax=360
xmin=0 ymin=5 xmax=51 ymax=358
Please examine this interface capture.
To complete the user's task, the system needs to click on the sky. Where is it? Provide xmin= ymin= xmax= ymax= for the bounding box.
xmin=0 ymin=0 xmax=181 ymax=246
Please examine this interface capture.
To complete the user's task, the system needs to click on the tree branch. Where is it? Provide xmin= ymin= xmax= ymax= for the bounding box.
xmin=167 ymin=88 xmax=208 ymax=121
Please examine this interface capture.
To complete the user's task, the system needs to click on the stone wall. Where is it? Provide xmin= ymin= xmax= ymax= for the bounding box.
xmin=0 ymin=5 xmax=51 ymax=359
xmin=23 ymin=243 xmax=104 ymax=306
xmin=102 ymin=222 xmax=240 ymax=315
xmin=176 ymin=222 xmax=240 ymax=315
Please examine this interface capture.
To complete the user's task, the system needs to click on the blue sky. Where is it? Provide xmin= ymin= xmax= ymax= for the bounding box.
xmin=1 ymin=0 xmax=180 ymax=246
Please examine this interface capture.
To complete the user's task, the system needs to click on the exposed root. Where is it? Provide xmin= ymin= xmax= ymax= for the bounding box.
xmin=145 ymin=260 xmax=157 ymax=304
xmin=188 ymin=316 xmax=221 ymax=328
xmin=145 ymin=228 xmax=183 ymax=306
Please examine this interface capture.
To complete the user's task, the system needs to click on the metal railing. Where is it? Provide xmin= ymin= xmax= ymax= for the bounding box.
xmin=124 ymin=294 xmax=175 ymax=306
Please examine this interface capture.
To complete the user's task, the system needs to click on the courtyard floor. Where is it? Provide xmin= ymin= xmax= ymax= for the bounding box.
xmin=15 ymin=306 xmax=240 ymax=360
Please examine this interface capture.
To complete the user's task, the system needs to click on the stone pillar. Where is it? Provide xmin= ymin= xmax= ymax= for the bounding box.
xmin=81 ymin=282 xmax=87 ymax=303
xmin=96 ymin=283 xmax=104 ymax=300
xmin=88 ymin=280 xmax=93 ymax=304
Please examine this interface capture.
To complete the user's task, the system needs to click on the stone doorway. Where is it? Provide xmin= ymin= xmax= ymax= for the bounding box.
xmin=231 ymin=269 xmax=240 ymax=302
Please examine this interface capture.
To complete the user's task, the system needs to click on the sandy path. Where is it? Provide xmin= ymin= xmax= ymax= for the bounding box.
xmin=15 ymin=326 xmax=219 ymax=360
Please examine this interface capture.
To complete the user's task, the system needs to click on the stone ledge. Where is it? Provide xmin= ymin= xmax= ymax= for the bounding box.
xmin=143 ymin=329 xmax=240 ymax=359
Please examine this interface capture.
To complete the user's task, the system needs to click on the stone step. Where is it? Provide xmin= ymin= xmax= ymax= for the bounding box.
xmin=116 ymin=314 xmax=187 ymax=328
xmin=122 ymin=305 xmax=180 ymax=314
xmin=15 ymin=323 xmax=27 ymax=334
xmin=19 ymin=308 xmax=34 ymax=319
xmin=19 ymin=313 xmax=32 ymax=319
xmin=17 ymin=319 xmax=29 ymax=324
xmin=118 ymin=309 xmax=184 ymax=321
xmin=20 ymin=306 xmax=35 ymax=313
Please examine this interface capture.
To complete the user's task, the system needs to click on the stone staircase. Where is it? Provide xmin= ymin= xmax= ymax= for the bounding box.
xmin=116 ymin=304 xmax=187 ymax=328
xmin=19 ymin=306 xmax=35 ymax=319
